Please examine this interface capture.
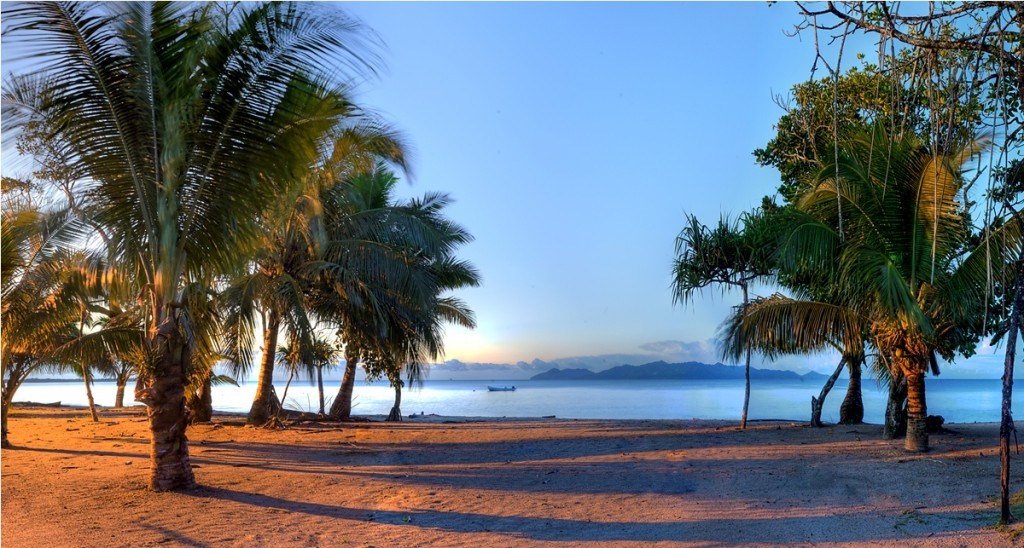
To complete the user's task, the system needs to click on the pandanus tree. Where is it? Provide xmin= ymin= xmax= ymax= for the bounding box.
xmin=672 ymin=212 xmax=774 ymax=429
xmin=726 ymin=128 xmax=1019 ymax=452
xmin=3 ymin=1 xmax=379 ymax=490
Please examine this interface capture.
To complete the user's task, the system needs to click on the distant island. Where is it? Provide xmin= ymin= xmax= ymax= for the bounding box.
xmin=530 ymin=361 xmax=828 ymax=382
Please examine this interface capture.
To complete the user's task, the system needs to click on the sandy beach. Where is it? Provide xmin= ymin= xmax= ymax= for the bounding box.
xmin=2 ymin=405 xmax=1023 ymax=547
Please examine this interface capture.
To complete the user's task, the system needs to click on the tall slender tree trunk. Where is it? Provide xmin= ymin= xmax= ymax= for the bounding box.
xmin=386 ymin=384 xmax=403 ymax=422
xmin=329 ymin=355 xmax=358 ymax=420
xmin=999 ymin=258 xmax=1024 ymax=524
xmin=811 ymin=356 xmax=847 ymax=427
xmin=740 ymin=282 xmax=751 ymax=430
xmin=904 ymin=366 xmax=928 ymax=452
xmin=82 ymin=364 xmax=99 ymax=422
xmin=279 ymin=368 xmax=296 ymax=413
xmin=248 ymin=310 xmax=282 ymax=426
xmin=317 ymin=365 xmax=325 ymax=416
xmin=135 ymin=312 xmax=196 ymax=491
xmin=840 ymin=357 xmax=864 ymax=424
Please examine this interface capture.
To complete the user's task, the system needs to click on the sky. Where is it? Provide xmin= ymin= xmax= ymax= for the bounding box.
xmin=1 ymin=2 xmax=1013 ymax=379
xmin=332 ymin=2 xmax=852 ymax=372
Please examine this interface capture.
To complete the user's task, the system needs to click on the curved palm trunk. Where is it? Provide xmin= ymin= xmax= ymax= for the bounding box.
xmin=248 ymin=311 xmax=282 ymax=426
xmin=317 ymin=366 xmax=325 ymax=415
xmin=740 ymin=283 xmax=750 ymax=430
xmin=279 ymin=368 xmax=296 ymax=413
xmin=839 ymin=357 xmax=864 ymax=424
xmin=135 ymin=313 xmax=195 ymax=491
xmin=329 ymin=355 xmax=358 ymax=420
xmin=386 ymin=384 xmax=402 ymax=422
xmin=904 ymin=367 xmax=928 ymax=452
xmin=81 ymin=364 xmax=99 ymax=422
xmin=810 ymin=356 xmax=846 ymax=427
xmin=2 ymin=358 xmax=34 ymax=448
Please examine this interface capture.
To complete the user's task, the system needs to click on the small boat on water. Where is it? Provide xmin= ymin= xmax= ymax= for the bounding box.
xmin=487 ymin=385 xmax=516 ymax=392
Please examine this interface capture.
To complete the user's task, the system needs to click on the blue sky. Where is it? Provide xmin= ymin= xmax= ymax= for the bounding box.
xmin=338 ymin=2 xmax=835 ymax=368
xmin=1 ymin=2 xmax=1011 ymax=378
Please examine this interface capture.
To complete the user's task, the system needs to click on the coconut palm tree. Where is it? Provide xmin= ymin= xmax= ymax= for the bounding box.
xmin=221 ymin=122 xmax=410 ymax=426
xmin=3 ymin=2 xmax=378 ymax=489
xmin=0 ymin=183 xmax=84 ymax=447
xmin=725 ymin=128 xmax=1019 ymax=452
xmin=313 ymin=170 xmax=481 ymax=420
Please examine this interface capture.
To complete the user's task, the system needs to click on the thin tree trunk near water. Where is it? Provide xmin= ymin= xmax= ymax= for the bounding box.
xmin=810 ymin=356 xmax=847 ymax=427
xmin=317 ymin=365 xmax=325 ymax=416
xmin=740 ymin=282 xmax=750 ymax=430
xmin=279 ymin=368 xmax=296 ymax=414
xmin=82 ymin=364 xmax=99 ymax=422
xmin=248 ymin=310 xmax=282 ymax=426
xmin=329 ymin=355 xmax=358 ymax=420
xmin=999 ymin=259 xmax=1024 ymax=524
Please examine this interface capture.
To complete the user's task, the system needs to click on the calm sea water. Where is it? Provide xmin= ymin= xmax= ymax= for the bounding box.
xmin=12 ymin=377 xmax=1021 ymax=424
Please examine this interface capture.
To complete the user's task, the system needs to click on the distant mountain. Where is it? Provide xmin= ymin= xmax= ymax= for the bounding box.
xmin=531 ymin=361 xmax=828 ymax=382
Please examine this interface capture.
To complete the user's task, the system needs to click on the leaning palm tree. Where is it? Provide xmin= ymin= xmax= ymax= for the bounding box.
xmin=726 ymin=128 xmax=1020 ymax=452
xmin=3 ymin=2 xmax=379 ymax=490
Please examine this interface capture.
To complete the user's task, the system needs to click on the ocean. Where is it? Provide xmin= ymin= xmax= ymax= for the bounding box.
xmin=11 ymin=377 xmax=1019 ymax=424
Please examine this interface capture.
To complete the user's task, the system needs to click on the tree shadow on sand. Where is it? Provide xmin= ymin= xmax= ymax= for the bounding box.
xmin=184 ymin=485 xmax=993 ymax=544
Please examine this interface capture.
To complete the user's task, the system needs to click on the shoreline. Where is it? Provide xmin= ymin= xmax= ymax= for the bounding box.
xmin=4 ymin=406 xmax=1024 ymax=545
xmin=9 ymin=402 xmax=1007 ymax=427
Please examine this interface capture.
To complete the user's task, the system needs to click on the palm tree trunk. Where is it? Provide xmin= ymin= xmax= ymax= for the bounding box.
xmin=189 ymin=372 xmax=213 ymax=423
xmin=115 ymin=377 xmax=127 ymax=408
xmin=883 ymin=374 xmax=907 ymax=440
xmin=317 ymin=365 xmax=325 ymax=416
xmin=840 ymin=357 xmax=864 ymax=424
xmin=2 ymin=360 xmax=32 ymax=448
xmin=329 ymin=355 xmax=358 ymax=420
xmin=135 ymin=312 xmax=196 ymax=491
xmin=81 ymin=365 xmax=99 ymax=422
xmin=248 ymin=310 xmax=282 ymax=426
xmin=386 ymin=384 xmax=403 ymax=422
xmin=279 ymin=368 xmax=296 ymax=412
xmin=999 ymin=259 xmax=1024 ymax=524
xmin=904 ymin=367 xmax=928 ymax=452
xmin=740 ymin=282 xmax=750 ymax=430
xmin=811 ymin=356 xmax=846 ymax=427
xmin=1 ymin=392 xmax=12 ymax=449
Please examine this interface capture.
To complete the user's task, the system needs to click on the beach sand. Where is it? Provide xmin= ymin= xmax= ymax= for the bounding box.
xmin=2 ymin=405 xmax=1023 ymax=546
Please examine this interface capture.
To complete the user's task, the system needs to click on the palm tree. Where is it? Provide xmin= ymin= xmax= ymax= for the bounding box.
xmin=0 ymin=182 xmax=84 ymax=448
xmin=221 ymin=122 xmax=410 ymax=426
xmin=313 ymin=171 xmax=481 ymax=421
xmin=3 ymin=2 xmax=378 ymax=490
xmin=725 ymin=128 xmax=1019 ymax=452
xmin=672 ymin=212 xmax=774 ymax=429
